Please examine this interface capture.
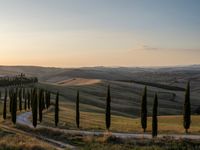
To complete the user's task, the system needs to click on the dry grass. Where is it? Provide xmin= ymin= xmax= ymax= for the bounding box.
xmin=80 ymin=136 xmax=200 ymax=150
xmin=41 ymin=104 xmax=200 ymax=134
xmin=0 ymin=128 xmax=55 ymax=150
xmin=15 ymin=124 xmax=200 ymax=150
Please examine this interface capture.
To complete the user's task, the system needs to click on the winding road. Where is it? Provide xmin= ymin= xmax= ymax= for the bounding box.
xmin=17 ymin=112 xmax=200 ymax=140
xmin=16 ymin=111 xmax=200 ymax=141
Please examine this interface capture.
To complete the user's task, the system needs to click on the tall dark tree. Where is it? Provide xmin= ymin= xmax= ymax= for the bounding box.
xmin=152 ymin=93 xmax=158 ymax=138
xmin=55 ymin=92 xmax=59 ymax=126
xmin=19 ymin=88 xmax=22 ymax=111
xmin=183 ymin=81 xmax=191 ymax=133
xmin=39 ymin=89 xmax=43 ymax=122
xmin=11 ymin=92 xmax=17 ymax=124
xmin=3 ymin=88 xmax=7 ymax=119
xmin=9 ymin=89 xmax=13 ymax=113
xmin=32 ymin=88 xmax=38 ymax=128
xmin=105 ymin=85 xmax=111 ymax=130
xmin=76 ymin=90 xmax=80 ymax=128
xmin=141 ymin=86 xmax=147 ymax=132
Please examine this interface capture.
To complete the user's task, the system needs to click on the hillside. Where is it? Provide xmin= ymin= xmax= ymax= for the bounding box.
xmin=0 ymin=65 xmax=200 ymax=117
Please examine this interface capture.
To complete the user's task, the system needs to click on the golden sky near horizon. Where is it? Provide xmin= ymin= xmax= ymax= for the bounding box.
xmin=0 ymin=30 xmax=200 ymax=67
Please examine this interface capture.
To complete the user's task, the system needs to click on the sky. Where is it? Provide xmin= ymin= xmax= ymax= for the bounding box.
xmin=0 ymin=0 xmax=200 ymax=67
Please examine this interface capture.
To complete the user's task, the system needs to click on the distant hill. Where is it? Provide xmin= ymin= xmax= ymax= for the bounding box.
xmin=1 ymin=65 xmax=200 ymax=116
xmin=0 ymin=65 xmax=200 ymax=86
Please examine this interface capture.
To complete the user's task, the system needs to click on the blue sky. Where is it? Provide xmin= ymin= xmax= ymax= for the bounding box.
xmin=0 ymin=0 xmax=200 ymax=67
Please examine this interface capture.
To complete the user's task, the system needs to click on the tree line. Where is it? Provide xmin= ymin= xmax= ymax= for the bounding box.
xmin=1 ymin=81 xmax=191 ymax=138
xmin=0 ymin=73 xmax=38 ymax=87
xmin=2 ymin=86 xmax=58 ymax=128
xmin=75 ymin=81 xmax=191 ymax=138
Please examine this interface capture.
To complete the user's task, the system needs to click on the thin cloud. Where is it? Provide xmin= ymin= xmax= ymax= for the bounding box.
xmin=142 ymin=45 xmax=158 ymax=51
xmin=131 ymin=44 xmax=200 ymax=52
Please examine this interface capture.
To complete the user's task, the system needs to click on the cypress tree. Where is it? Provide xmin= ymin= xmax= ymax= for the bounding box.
xmin=105 ymin=85 xmax=111 ymax=130
xmin=0 ymin=91 xmax=1 ymax=100
xmin=19 ymin=88 xmax=22 ymax=111
xmin=152 ymin=93 xmax=158 ymax=138
xmin=55 ymin=92 xmax=59 ymax=126
xmin=183 ymin=81 xmax=191 ymax=133
xmin=12 ymin=92 xmax=17 ymax=124
xmin=76 ymin=90 xmax=80 ymax=128
xmin=3 ymin=88 xmax=7 ymax=120
xmin=39 ymin=89 xmax=43 ymax=122
xmin=141 ymin=86 xmax=147 ymax=132
xmin=32 ymin=88 xmax=38 ymax=128
xmin=9 ymin=89 xmax=13 ymax=113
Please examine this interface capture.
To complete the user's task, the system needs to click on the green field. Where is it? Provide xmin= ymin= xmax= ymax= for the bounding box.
xmin=34 ymin=80 xmax=200 ymax=134
xmin=40 ymin=102 xmax=200 ymax=134
xmin=0 ymin=79 xmax=200 ymax=134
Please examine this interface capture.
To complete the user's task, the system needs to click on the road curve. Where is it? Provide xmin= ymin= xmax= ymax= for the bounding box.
xmin=16 ymin=111 xmax=200 ymax=141
xmin=16 ymin=112 xmax=76 ymax=150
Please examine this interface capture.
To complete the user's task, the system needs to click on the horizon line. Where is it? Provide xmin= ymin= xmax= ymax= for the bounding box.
xmin=0 ymin=64 xmax=199 ymax=69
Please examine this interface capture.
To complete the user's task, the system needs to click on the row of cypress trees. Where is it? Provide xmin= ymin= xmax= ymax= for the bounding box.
xmin=0 ymin=74 xmax=38 ymax=87
xmin=105 ymin=85 xmax=159 ymax=137
xmin=74 ymin=85 xmax=157 ymax=136
xmin=2 ymin=87 xmax=60 ymax=128
xmin=140 ymin=82 xmax=191 ymax=137
xmin=75 ymin=82 xmax=190 ymax=138
xmin=4 ymin=87 xmax=33 ymax=121
xmin=30 ymin=88 xmax=58 ymax=128
xmin=3 ymin=88 xmax=19 ymax=124
xmin=1 ymin=81 xmax=191 ymax=137
xmin=75 ymin=85 xmax=112 ymax=130
xmin=28 ymin=88 xmax=56 ymax=128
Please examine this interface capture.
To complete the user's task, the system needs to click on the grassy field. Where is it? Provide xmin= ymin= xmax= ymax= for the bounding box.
xmin=0 ymin=81 xmax=199 ymax=135
xmin=79 ymin=137 xmax=200 ymax=150
xmin=37 ymin=78 xmax=200 ymax=118
xmin=16 ymin=125 xmax=200 ymax=150
xmin=0 ymin=66 xmax=200 ymax=149
xmin=0 ymin=114 xmax=54 ymax=150
xmin=1 ymin=80 xmax=200 ymax=134
xmin=40 ymin=102 xmax=200 ymax=134
xmin=0 ymin=128 xmax=54 ymax=150
xmin=35 ymin=80 xmax=200 ymax=134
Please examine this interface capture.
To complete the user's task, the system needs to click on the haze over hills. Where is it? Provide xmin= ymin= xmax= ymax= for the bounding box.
xmin=0 ymin=65 xmax=200 ymax=85
xmin=0 ymin=65 xmax=200 ymax=117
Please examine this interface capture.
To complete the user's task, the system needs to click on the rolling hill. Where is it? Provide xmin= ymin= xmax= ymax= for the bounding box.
xmin=0 ymin=65 xmax=200 ymax=117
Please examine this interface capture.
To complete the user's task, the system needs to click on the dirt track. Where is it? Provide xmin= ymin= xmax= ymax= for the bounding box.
xmin=17 ymin=111 xmax=200 ymax=140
